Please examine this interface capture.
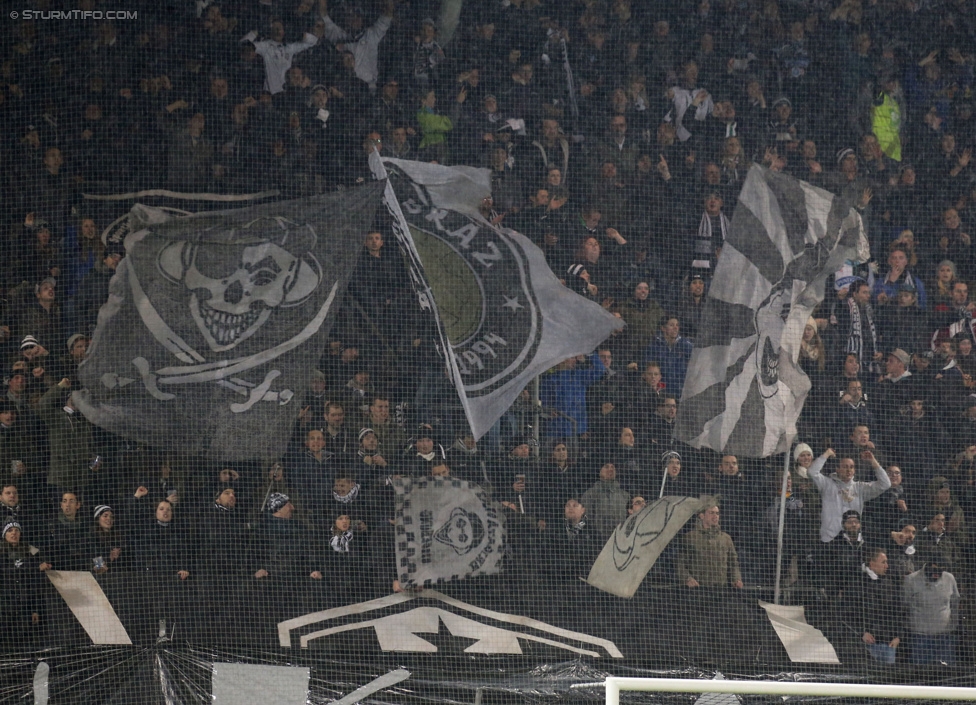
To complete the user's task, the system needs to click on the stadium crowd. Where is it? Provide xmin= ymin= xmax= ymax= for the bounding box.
xmin=1 ymin=0 xmax=976 ymax=664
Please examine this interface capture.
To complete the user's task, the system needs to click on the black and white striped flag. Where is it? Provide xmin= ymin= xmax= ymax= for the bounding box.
xmin=675 ymin=166 xmax=868 ymax=457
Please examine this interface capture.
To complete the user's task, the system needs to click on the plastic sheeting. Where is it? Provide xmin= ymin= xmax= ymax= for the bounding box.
xmin=1 ymin=651 xmax=975 ymax=704
xmin=1 ymin=578 xmax=974 ymax=703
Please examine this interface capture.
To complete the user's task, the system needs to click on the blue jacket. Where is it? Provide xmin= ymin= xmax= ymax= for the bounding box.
xmin=540 ymin=353 xmax=607 ymax=438
xmin=643 ymin=334 xmax=694 ymax=394
xmin=872 ymin=270 xmax=927 ymax=310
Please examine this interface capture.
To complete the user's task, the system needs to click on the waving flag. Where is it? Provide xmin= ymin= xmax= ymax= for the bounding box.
xmin=75 ymin=185 xmax=383 ymax=461
xmin=372 ymin=154 xmax=623 ymax=439
xmin=675 ymin=166 xmax=868 ymax=457
xmin=587 ymin=496 xmax=704 ymax=598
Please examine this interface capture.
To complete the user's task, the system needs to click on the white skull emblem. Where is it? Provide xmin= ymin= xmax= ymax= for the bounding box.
xmin=159 ymin=239 xmax=321 ymax=352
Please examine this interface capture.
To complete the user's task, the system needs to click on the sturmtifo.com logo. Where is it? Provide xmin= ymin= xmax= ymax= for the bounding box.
xmin=11 ymin=10 xmax=139 ymax=20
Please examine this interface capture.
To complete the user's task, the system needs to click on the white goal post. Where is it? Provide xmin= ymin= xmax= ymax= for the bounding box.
xmin=605 ymin=677 xmax=976 ymax=704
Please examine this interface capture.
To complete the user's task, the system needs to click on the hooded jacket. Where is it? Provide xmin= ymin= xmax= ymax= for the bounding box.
xmin=807 ymin=452 xmax=891 ymax=542
xmin=0 ymin=539 xmax=49 ymax=618
xmin=904 ymin=568 xmax=959 ymax=635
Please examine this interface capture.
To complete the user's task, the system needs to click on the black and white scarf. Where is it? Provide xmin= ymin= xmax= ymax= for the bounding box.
xmin=333 ymin=483 xmax=360 ymax=504
xmin=530 ymin=136 xmax=570 ymax=176
xmin=566 ymin=516 xmax=587 ymax=537
xmin=721 ymin=155 xmax=742 ymax=184
xmin=694 ymin=212 xmax=730 ymax=268
xmin=845 ymin=298 xmax=878 ymax=370
xmin=331 ymin=531 xmax=353 ymax=552
xmin=698 ymin=212 xmax=730 ymax=243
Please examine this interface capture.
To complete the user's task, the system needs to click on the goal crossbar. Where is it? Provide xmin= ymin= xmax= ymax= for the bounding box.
xmin=605 ymin=677 xmax=976 ymax=704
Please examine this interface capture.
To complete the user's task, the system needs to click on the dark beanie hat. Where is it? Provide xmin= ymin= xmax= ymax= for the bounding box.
xmin=267 ymin=492 xmax=290 ymax=513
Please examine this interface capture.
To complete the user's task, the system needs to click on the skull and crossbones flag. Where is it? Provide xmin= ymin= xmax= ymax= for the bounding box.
xmin=393 ymin=477 xmax=506 ymax=588
xmin=675 ymin=166 xmax=868 ymax=457
xmin=75 ymin=184 xmax=384 ymax=461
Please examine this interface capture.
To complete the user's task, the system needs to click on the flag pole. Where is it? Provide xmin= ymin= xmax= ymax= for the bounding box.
xmin=658 ymin=462 xmax=669 ymax=499
xmin=368 ymin=150 xmax=474 ymax=436
xmin=530 ymin=376 xmax=541 ymax=459
xmin=773 ymin=441 xmax=793 ymax=605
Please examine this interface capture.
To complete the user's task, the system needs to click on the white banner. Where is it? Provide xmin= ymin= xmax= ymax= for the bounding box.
xmin=46 ymin=571 xmax=131 ymax=645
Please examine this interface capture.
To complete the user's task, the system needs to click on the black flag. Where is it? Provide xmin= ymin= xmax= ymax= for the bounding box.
xmin=75 ymin=185 xmax=383 ymax=461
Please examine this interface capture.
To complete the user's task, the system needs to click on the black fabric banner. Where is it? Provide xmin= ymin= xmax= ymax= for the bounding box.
xmin=75 ymin=184 xmax=384 ymax=461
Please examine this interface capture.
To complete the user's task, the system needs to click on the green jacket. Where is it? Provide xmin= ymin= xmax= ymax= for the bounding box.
xmin=871 ymin=92 xmax=902 ymax=161
xmin=39 ymin=385 xmax=94 ymax=490
xmin=676 ymin=525 xmax=742 ymax=586
xmin=615 ymin=298 xmax=665 ymax=364
xmin=416 ymin=108 xmax=452 ymax=149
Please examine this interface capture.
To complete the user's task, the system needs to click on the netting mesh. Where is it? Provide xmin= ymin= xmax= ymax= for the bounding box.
xmin=1 ymin=0 xmax=976 ymax=701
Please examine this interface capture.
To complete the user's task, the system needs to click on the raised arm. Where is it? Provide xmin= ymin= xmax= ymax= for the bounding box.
xmin=580 ymin=351 xmax=607 ymax=384
xmin=317 ymin=0 xmax=351 ymax=45
xmin=39 ymin=378 xmax=71 ymax=421
xmin=364 ymin=3 xmax=394 ymax=43
xmin=286 ymin=32 xmax=319 ymax=57
xmin=806 ymin=449 xmax=834 ymax=491
xmin=858 ymin=451 xmax=892 ymax=501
